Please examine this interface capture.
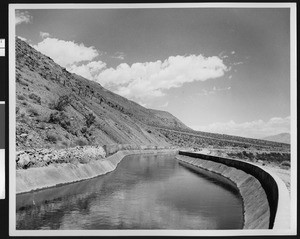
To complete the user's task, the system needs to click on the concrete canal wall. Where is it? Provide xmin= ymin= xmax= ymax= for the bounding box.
xmin=177 ymin=151 xmax=290 ymax=230
xmin=16 ymin=149 xmax=177 ymax=194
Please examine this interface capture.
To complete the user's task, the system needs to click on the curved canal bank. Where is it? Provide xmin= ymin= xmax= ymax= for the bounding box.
xmin=16 ymin=146 xmax=290 ymax=230
xmin=16 ymin=148 xmax=178 ymax=194
xmin=177 ymin=151 xmax=290 ymax=230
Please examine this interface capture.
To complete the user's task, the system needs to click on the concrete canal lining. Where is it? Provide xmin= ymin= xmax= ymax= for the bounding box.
xmin=16 ymin=148 xmax=289 ymax=230
xmin=16 ymin=149 xmax=177 ymax=194
xmin=177 ymin=151 xmax=290 ymax=230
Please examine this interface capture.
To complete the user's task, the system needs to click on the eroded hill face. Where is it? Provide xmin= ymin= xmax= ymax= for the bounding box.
xmin=15 ymin=38 xmax=190 ymax=150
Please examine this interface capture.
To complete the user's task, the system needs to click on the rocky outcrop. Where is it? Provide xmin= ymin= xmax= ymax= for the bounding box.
xmin=16 ymin=145 xmax=106 ymax=169
xmin=16 ymin=149 xmax=178 ymax=194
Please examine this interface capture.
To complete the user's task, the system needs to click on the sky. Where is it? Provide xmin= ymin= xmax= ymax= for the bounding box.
xmin=15 ymin=7 xmax=291 ymax=139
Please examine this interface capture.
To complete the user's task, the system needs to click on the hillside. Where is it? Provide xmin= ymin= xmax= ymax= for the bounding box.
xmin=15 ymin=37 xmax=190 ymax=150
xmin=262 ymin=133 xmax=290 ymax=144
xmin=15 ymin=37 xmax=291 ymax=160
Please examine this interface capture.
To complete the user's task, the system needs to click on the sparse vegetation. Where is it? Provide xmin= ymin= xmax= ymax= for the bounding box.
xmin=27 ymin=107 xmax=39 ymax=116
xmin=48 ymin=111 xmax=71 ymax=130
xmin=17 ymin=79 xmax=29 ymax=87
xmin=37 ymin=122 xmax=46 ymax=129
xmin=46 ymin=132 xmax=61 ymax=143
xmin=75 ymin=138 xmax=88 ymax=146
xmin=50 ymin=95 xmax=71 ymax=111
xmin=81 ymin=126 xmax=88 ymax=134
xmin=280 ymin=161 xmax=290 ymax=168
xmin=85 ymin=113 xmax=96 ymax=128
xmin=17 ymin=94 xmax=26 ymax=100
xmin=61 ymin=141 xmax=69 ymax=147
xmin=29 ymin=93 xmax=41 ymax=104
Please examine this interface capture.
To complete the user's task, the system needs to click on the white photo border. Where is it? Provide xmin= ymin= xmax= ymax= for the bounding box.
xmin=9 ymin=2 xmax=297 ymax=237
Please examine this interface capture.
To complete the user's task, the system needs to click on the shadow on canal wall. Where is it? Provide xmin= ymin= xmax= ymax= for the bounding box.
xmin=177 ymin=151 xmax=290 ymax=230
xmin=16 ymin=149 xmax=178 ymax=194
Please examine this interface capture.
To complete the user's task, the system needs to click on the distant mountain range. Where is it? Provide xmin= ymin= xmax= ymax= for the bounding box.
xmin=262 ymin=133 xmax=290 ymax=144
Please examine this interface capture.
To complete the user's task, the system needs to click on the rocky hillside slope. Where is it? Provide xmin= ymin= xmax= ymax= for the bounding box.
xmin=15 ymin=38 xmax=189 ymax=150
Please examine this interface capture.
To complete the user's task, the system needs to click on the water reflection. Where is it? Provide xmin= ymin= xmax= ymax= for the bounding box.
xmin=16 ymin=154 xmax=243 ymax=230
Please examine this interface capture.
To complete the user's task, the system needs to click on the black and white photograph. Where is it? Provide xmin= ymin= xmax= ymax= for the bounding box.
xmin=8 ymin=3 xmax=297 ymax=237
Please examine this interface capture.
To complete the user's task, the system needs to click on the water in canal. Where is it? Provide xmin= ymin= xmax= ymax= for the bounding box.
xmin=16 ymin=154 xmax=244 ymax=230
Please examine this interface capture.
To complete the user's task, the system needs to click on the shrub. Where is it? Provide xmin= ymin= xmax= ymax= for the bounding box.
xmin=27 ymin=107 xmax=39 ymax=116
xmin=17 ymin=79 xmax=29 ymax=87
xmin=36 ymin=115 xmax=48 ymax=123
xmin=16 ymin=106 xmax=20 ymax=114
xmin=17 ymin=94 xmax=26 ymax=100
xmin=50 ymin=95 xmax=71 ymax=111
xmin=85 ymin=113 xmax=96 ymax=128
xmin=61 ymin=141 xmax=69 ymax=147
xmin=48 ymin=111 xmax=71 ymax=129
xmin=46 ymin=132 xmax=61 ymax=143
xmin=38 ymin=122 xmax=46 ymax=129
xmin=19 ymin=116 xmax=28 ymax=124
xmin=75 ymin=138 xmax=88 ymax=146
xmin=29 ymin=93 xmax=41 ymax=104
xmin=280 ymin=161 xmax=290 ymax=167
xmin=81 ymin=126 xmax=87 ymax=134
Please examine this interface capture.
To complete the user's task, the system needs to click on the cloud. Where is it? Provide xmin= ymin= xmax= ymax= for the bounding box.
xmin=33 ymin=37 xmax=99 ymax=67
xmin=160 ymin=101 xmax=169 ymax=107
xmin=15 ymin=10 xmax=32 ymax=25
xmin=233 ymin=61 xmax=243 ymax=65
xmin=218 ymin=51 xmax=229 ymax=59
xmin=40 ymin=31 xmax=50 ymax=39
xmin=31 ymin=36 xmax=228 ymax=101
xmin=95 ymin=54 xmax=228 ymax=100
xmin=67 ymin=61 xmax=106 ymax=80
xmin=111 ymin=52 xmax=125 ymax=60
xmin=192 ymin=116 xmax=290 ymax=139
xmin=198 ymin=86 xmax=231 ymax=96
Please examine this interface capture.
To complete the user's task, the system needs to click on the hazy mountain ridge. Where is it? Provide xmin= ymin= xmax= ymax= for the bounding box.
xmin=262 ymin=133 xmax=290 ymax=144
